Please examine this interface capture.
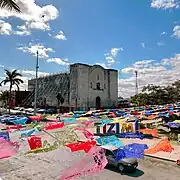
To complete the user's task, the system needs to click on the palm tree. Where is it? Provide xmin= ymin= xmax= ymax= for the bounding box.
xmin=0 ymin=69 xmax=23 ymax=113
xmin=0 ymin=0 xmax=21 ymax=12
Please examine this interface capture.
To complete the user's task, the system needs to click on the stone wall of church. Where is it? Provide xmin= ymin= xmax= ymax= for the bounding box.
xmin=69 ymin=63 xmax=118 ymax=109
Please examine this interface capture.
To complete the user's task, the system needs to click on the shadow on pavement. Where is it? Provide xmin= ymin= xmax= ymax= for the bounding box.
xmin=126 ymin=169 xmax=144 ymax=177
xmin=105 ymin=165 xmax=144 ymax=177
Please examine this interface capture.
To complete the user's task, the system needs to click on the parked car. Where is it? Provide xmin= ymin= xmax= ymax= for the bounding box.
xmin=103 ymin=146 xmax=138 ymax=173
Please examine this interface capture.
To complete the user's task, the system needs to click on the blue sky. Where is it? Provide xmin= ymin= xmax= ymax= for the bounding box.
xmin=0 ymin=0 xmax=180 ymax=97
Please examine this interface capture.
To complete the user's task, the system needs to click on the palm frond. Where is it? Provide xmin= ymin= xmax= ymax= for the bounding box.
xmin=0 ymin=79 xmax=9 ymax=85
xmin=4 ymin=69 xmax=12 ymax=79
xmin=0 ymin=0 xmax=21 ymax=12
xmin=14 ymin=82 xmax=20 ymax=91
xmin=11 ymin=69 xmax=22 ymax=78
xmin=13 ymin=78 xmax=24 ymax=84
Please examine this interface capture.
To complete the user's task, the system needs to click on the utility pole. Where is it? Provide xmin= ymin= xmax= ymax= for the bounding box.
xmin=34 ymin=50 xmax=39 ymax=115
xmin=135 ymin=70 xmax=138 ymax=95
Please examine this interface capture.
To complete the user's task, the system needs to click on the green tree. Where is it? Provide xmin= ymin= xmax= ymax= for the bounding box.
xmin=0 ymin=69 xmax=23 ymax=113
xmin=131 ymin=82 xmax=180 ymax=106
xmin=0 ymin=0 xmax=21 ymax=12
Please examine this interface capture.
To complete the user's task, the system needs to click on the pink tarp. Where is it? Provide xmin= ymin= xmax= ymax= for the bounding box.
xmin=59 ymin=146 xmax=107 ymax=180
xmin=0 ymin=138 xmax=19 ymax=159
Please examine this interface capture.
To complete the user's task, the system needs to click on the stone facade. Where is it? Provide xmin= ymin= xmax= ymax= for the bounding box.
xmin=69 ymin=63 xmax=118 ymax=109
xmin=27 ymin=63 xmax=118 ymax=109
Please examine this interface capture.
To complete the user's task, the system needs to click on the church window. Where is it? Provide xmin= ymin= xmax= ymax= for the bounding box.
xmin=97 ymin=74 xmax=99 ymax=80
xmin=96 ymin=82 xmax=100 ymax=90
xmin=90 ymin=82 xmax=93 ymax=88
xmin=104 ymin=84 xmax=106 ymax=89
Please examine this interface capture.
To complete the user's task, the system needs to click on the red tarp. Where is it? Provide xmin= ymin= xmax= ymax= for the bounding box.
xmin=65 ymin=140 xmax=96 ymax=153
xmin=45 ymin=122 xmax=64 ymax=130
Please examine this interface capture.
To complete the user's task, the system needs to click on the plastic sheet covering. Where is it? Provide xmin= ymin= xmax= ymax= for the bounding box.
xmin=52 ymin=127 xmax=79 ymax=146
xmin=27 ymin=136 xmax=42 ymax=150
xmin=96 ymin=135 xmax=124 ymax=147
xmin=0 ymin=132 xmax=10 ymax=141
xmin=28 ymin=116 xmax=42 ymax=121
xmin=145 ymin=138 xmax=174 ymax=154
xmin=6 ymin=125 xmax=22 ymax=131
xmin=81 ymin=120 xmax=94 ymax=128
xmin=45 ymin=122 xmax=64 ymax=130
xmin=166 ymin=122 xmax=180 ymax=128
xmin=20 ymin=129 xmax=36 ymax=138
xmin=0 ymin=138 xmax=19 ymax=159
xmin=65 ymin=140 xmax=96 ymax=153
xmin=61 ymin=118 xmax=76 ymax=123
xmin=95 ymin=119 xmax=112 ymax=127
xmin=147 ymin=115 xmax=157 ymax=120
xmin=115 ymin=143 xmax=148 ymax=161
xmin=75 ymin=127 xmax=94 ymax=139
xmin=118 ymin=132 xmax=145 ymax=139
xmin=59 ymin=146 xmax=107 ymax=180
xmin=138 ymin=128 xmax=158 ymax=137
xmin=10 ymin=117 xmax=28 ymax=125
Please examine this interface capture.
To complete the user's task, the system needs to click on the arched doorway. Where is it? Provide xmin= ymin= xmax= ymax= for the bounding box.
xmin=96 ymin=96 xmax=101 ymax=110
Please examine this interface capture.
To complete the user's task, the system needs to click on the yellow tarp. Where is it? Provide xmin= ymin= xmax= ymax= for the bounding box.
xmin=77 ymin=117 xmax=89 ymax=121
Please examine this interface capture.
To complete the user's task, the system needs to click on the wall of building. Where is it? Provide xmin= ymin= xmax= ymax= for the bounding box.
xmin=69 ymin=63 xmax=118 ymax=109
xmin=28 ymin=73 xmax=70 ymax=107
xmin=109 ymin=70 xmax=118 ymax=107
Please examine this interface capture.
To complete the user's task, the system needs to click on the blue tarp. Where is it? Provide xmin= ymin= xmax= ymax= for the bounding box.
xmin=94 ymin=119 xmax=112 ymax=126
xmin=97 ymin=120 xmax=112 ymax=126
xmin=74 ymin=114 xmax=81 ymax=118
xmin=118 ymin=132 xmax=145 ymax=139
xmin=115 ymin=143 xmax=148 ymax=161
xmin=19 ymin=129 xmax=36 ymax=138
xmin=9 ymin=117 xmax=28 ymax=125
xmin=0 ymin=132 xmax=10 ymax=141
xmin=167 ymin=122 xmax=180 ymax=128
xmin=96 ymin=135 xmax=124 ymax=147
xmin=61 ymin=118 xmax=76 ymax=123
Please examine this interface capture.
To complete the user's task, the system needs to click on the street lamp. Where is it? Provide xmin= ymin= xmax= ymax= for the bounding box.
xmin=34 ymin=50 xmax=39 ymax=115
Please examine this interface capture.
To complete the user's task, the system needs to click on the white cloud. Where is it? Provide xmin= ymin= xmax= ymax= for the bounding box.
xmin=0 ymin=20 xmax=12 ymax=35
xmin=172 ymin=25 xmax=180 ymax=39
xmin=96 ymin=47 xmax=122 ymax=68
xmin=21 ymin=70 xmax=50 ymax=77
xmin=14 ymin=24 xmax=31 ymax=35
xmin=140 ymin=42 xmax=146 ymax=48
xmin=14 ymin=30 xmax=31 ymax=36
xmin=0 ymin=20 xmax=31 ymax=36
xmin=47 ymin=58 xmax=69 ymax=65
xmin=110 ymin=48 xmax=123 ymax=57
xmin=157 ymin=41 xmax=165 ymax=46
xmin=0 ymin=64 xmax=4 ymax=68
xmin=151 ymin=0 xmax=179 ymax=9
xmin=134 ymin=60 xmax=154 ymax=66
xmin=0 ymin=0 xmax=59 ymax=32
xmin=103 ymin=47 xmax=123 ymax=67
xmin=17 ymin=43 xmax=54 ymax=58
xmin=161 ymin=31 xmax=167 ymax=35
xmin=119 ymin=54 xmax=180 ymax=98
xmin=54 ymin=30 xmax=67 ymax=40
xmin=95 ymin=63 xmax=109 ymax=69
